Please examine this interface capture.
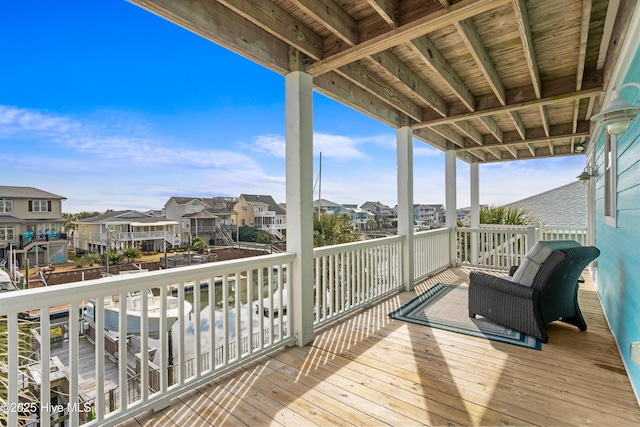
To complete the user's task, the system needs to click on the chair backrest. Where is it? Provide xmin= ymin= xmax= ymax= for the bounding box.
xmin=531 ymin=246 xmax=600 ymax=322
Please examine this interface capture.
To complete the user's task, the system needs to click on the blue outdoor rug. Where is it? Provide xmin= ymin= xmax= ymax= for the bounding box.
xmin=389 ymin=283 xmax=541 ymax=350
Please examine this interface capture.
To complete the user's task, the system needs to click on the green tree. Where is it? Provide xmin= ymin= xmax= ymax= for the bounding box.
xmin=238 ymin=225 xmax=259 ymax=242
xmin=256 ymin=231 xmax=273 ymax=244
xmin=122 ymin=247 xmax=142 ymax=263
xmin=479 ymin=205 xmax=535 ymax=225
xmin=191 ymin=236 xmax=209 ymax=253
xmin=80 ymin=253 xmax=101 ymax=266
xmin=365 ymin=219 xmax=377 ymax=230
xmin=313 ymin=213 xmax=361 ymax=247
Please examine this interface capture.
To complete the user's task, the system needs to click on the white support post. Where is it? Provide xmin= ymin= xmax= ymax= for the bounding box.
xmin=470 ymin=163 xmax=480 ymax=263
xmin=285 ymin=70 xmax=315 ymax=347
xmin=396 ymin=126 xmax=414 ymax=291
xmin=445 ymin=150 xmax=457 ymax=265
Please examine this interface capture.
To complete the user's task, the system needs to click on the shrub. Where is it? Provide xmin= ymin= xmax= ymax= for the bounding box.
xmin=122 ymin=247 xmax=142 ymax=263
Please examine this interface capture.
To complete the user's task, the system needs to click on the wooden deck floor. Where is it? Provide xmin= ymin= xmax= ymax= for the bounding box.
xmin=120 ymin=267 xmax=640 ymax=426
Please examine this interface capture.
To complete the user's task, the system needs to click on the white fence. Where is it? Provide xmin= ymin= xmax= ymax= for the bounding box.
xmin=0 ymin=253 xmax=294 ymax=427
xmin=413 ymin=228 xmax=451 ymax=280
xmin=313 ymin=236 xmax=403 ymax=329
xmin=455 ymin=225 xmax=588 ymax=269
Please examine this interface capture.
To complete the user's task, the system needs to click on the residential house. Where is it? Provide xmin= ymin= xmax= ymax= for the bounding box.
xmin=234 ymin=194 xmax=286 ymax=240
xmin=0 ymin=186 xmax=68 ymax=268
xmin=360 ymin=201 xmax=396 ymax=228
xmin=312 ymin=198 xmax=344 ymax=215
xmin=74 ymin=210 xmax=180 ymax=254
xmin=164 ymin=197 xmax=238 ymax=245
xmin=413 ymin=204 xmax=445 ymax=227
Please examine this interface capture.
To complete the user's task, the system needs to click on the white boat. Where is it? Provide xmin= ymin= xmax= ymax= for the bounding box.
xmin=85 ymin=290 xmax=192 ymax=336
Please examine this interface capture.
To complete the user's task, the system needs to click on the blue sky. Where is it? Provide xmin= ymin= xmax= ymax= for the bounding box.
xmin=1 ymin=1 xmax=586 ymax=213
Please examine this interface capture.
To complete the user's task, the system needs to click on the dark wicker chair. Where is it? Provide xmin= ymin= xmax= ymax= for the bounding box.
xmin=468 ymin=245 xmax=600 ymax=343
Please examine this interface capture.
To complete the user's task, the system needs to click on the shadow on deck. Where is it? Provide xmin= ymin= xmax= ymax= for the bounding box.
xmin=120 ymin=267 xmax=640 ymax=426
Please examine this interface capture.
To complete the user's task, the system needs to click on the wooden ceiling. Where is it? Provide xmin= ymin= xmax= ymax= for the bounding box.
xmin=130 ymin=0 xmax=637 ymax=163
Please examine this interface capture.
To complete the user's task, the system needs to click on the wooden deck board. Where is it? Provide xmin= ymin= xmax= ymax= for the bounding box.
xmin=120 ymin=267 xmax=640 ymax=427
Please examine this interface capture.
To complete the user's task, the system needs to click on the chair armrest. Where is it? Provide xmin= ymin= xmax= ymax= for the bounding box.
xmin=469 ymin=271 xmax=535 ymax=299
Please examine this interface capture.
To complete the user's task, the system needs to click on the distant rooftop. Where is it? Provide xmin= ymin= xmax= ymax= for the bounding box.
xmin=507 ymin=181 xmax=587 ymax=228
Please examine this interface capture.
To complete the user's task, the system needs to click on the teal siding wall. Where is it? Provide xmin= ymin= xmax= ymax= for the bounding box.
xmin=594 ymin=45 xmax=640 ymax=399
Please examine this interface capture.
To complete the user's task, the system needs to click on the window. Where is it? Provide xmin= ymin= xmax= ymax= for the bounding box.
xmin=0 ymin=226 xmax=14 ymax=241
xmin=189 ymin=202 xmax=202 ymax=213
xmin=0 ymin=199 xmax=13 ymax=213
xmin=29 ymin=200 xmax=51 ymax=212
xmin=604 ymin=133 xmax=617 ymax=226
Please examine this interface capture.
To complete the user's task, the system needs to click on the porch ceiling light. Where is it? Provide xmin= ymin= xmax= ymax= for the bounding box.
xmin=577 ymin=166 xmax=594 ymax=184
xmin=591 ymin=82 xmax=640 ymax=135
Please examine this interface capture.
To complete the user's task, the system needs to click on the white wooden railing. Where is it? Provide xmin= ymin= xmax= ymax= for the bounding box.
xmin=455 ymin=225 xmax=588 ymax=269
xmin=0 ymin=253 xmax=294 ymax=427
xmin=540 ymin=226 xmax=587 ymax=245
xmin=413 ymin=228 xmax=451 ymax=280
xmin=312 ymin=235 xmax=403 ymax=329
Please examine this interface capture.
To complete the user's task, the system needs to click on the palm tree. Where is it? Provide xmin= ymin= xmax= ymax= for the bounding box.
xmin=313 ymin=213 xmax=360 ymax=247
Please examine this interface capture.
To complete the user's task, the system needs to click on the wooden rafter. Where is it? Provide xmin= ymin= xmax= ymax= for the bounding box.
xmin=305 ymin=0 xmax=512 ymax=77
xmin=455 ymin=18 xmax=506 ymax=105
xmin=414 ymin=86 xmax=601 ymax=129
xmin=512 ymin=0 xmax=542 ymax=99
xmin=367 ymin=51 xmax=448 ymax=116
xmin=217 ymin=0 xmax=323 ymax=61
xmin=288 ymin=0 xmax=358 ymax=46
xmin=366 ymin=0 xmax=399 ymax=29
xmin=409 ymin=35 xmax=476 ymax=111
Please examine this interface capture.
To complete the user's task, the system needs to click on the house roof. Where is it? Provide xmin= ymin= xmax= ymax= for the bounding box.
xmin=167 ymin=196 xmax=237 ymax=214
xmin=240 ymin=194 xmax=286 ymax=215
xmin=507 ymin=181 xmax=587 ymax=227
xmin=76 ymin=210 xmax=168 ymax=224
xmin=0 ymin=186 xmax=66 ymax=200
xmin=313 ymin=198 xmax=343 ymax=208
xmin=130 ymin=0 xmax=637 ymax=164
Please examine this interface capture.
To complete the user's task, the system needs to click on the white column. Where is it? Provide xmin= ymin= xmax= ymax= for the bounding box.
xmin=396 ymin=126 xmax=414 ymax=291
xmin=285 ymin=70 xmax=315 ymax=347
xmin=470 ymin=163 xmax=480 ymax=262
xmin=445 ymin=150 xmax=457 ymax=265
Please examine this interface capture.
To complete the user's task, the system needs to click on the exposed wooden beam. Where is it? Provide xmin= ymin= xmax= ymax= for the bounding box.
xmin=414 ymin=86 xmax=601 ymax=129
xmin=453 ymin=120 xmax=484 ymax=145
xmin=455 ymin=18 xmax=507 ymax=105
xmin=305 ymin=0 xmax=512 ymax=77
xmin=485 ymin=146 xmax=502 ymax=160
xmin=539 ymin=105 xmax=550 ymax=137
xmin=432 ymin=125 xmax=465 ymax=147
xmin=509 ymin=111 xmax=526 ymax=139
xmin=367 ymin=51 xmax=448 ymax=116
xmin=597 ymin=0 xmax=620 ymax=70
xmin=314 ymin=72 xmax=402 ymax=127
xmin=526 ymin=143 xmax=536 ymax=157
xmin=217 ymin=0 xmax=323 ymax=61
xmin=469 ymin=149 xmax=488 ymax=161
xmin=505 ymin=145 xmax=518 ymax=159
xmin=512 ymin=0 xmax=542 ymax=99
xmin=480 ymin=116 xmax=503 ymax=142
xmin=412 ymin=128 xmax=449 ymax=151
xmin=288 ymin=0 xmax=358 ymax=46
xmin=130 ymin=0 xmax=292 ymax=74
xmin=576 ymin=0 xmax=593 ymax=90
xmin=409 ymin=35 xmax=476 ymax=111
xmin=366 ymin=0 xmax=399 ymax=29
xmin=548 ymin=141 xmax=555 ymax=156
xmin=336 ymin=60 xmax=424 ymax=121
xmin=456 ymin=123 xmax=590 ymax=151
